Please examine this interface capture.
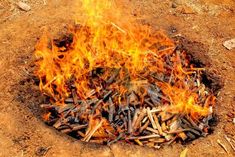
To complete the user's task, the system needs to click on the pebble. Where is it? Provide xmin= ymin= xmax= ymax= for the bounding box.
xmin=223 ymin=38 xmax=235 ymax=50
xmin=172 ymin=2 xmax=178 ymax=8
xmin=17 ymin=2 xmax=31 ymax=11
xmin=180 ymin=6 xmax=195 ymax=14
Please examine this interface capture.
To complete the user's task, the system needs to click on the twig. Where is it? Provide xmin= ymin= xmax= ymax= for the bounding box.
xmin=217 ymin=139 xmax=228 ymax=153
xmin=83 ymin=119 xmax=104 ymax=142
xmin=108 ymin=97 xmax=115 ymax=122
xmin=127 ymin=134 xmax=160 ymax=140
xmin=224 ymin=135 xmax=235 ymax=151
xmin=153 ymin=113 xmax=163 ymax=135
xmin=111 ymin=22 xmax=126 ymax=34
xmin=147 ymin=107 xmax=157 ymax=130
xmin=127 ymin=108 xmax=132 ymax=134
xmin=107 ymin=133 xmax=123 ymax=146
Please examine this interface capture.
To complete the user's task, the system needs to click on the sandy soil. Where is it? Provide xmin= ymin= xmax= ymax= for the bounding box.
xmin=0 ymin=0 xmax=234 ymax=156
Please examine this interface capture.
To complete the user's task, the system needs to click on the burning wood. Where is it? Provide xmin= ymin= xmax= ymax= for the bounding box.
xmin=38 ymin=47 xmax=216 ymax=147
xmin=35 ymin=0 xmax=217 ymax=148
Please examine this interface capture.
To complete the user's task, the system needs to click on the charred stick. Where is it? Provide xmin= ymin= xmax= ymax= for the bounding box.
xmin=58 ymin=104 xmax=74 ymax=114
xmin=40 ymin=104 xmax=57 ymax=110
xmin=72 ymin=88 xmax=79 ymax=105
xmin=103 ymin=90 xmax=113 ymax=100
xmin=91 ymin=90 xmax=112 ymax=114
xmin=144 ymin=99 xmax=154 ymax=107
xmin=91 ymin=99 xmax=103 ymax=114
xmin=188 ymin=128 xmax=201 ymax=136
xmin=127 ymin=108 xmax=132 ymax=134
xmin=71 ymin=124 xmax=88 ymax=131
xmin=107 ymin=133 xmax=123 ymax=146
xmin=186 ymin=132 xmax=195 ymax=140
xmin=57 ymin=125 xmax=70 ymax=130
xmin=126 ymin=96 xmax=132 ymax=134
xmin=184 ymin=116 xmax=202 ymax=131
xmin=108 ymin=97 xmax=115 ymax=122
xmin=106 ymin=68 xmax=121 ymax=85
xmin=121 ymin=116 xmax=128 ymax=130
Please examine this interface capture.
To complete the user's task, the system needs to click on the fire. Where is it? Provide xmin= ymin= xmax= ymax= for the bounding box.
xmin=35 ymin=0 xmax=216 ymax=145
xmin=35 ymin=0 xmax=214 ymax=117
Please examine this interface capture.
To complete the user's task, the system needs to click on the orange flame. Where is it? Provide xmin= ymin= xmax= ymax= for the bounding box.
xmin=35 ymin=0 xmax=215 ymax=119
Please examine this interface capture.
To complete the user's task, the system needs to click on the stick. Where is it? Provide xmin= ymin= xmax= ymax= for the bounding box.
xmin=144 ymin=99 xmax=154 ymax=107
xmin=139 ymin=120 xmax=150 ymax=133
xmin=134 ymin=139 xmax=143 ymax=146
xmin=83 ymin=119 xmax=104 ymax=142
xmin=166 ymin=129 xmax=190 ymax=134
xmin=132 ymin=108 xmax=146 ymax=131
xmin=147 ymin=107 xmax=157 ymax=130
xmin=128 ymin=108 xmax=132 ymax=134
xmin=225 ymin=135 xmax=235 ymax=151
xmin=72 ymin=124 xmax=88 ymax=131
xmin=152 ymin=113 xmax=163 ymax=135
xmin=106 ymin=68 xmax=120 ymax=85
xmin=72 ymin=88 xmax=79 ymax=105
xmin=146 ymin=127 xmax=159 ymax=134
xmin=108 ymin=97 xmax=115 ymax=122
xmin=217 ymin=139 xmax=228 ymax=153
xmin=111 ymin=22 xmax=126 ymax=34
xmin=127 ymin=134 xmax=160 ymax=140
xmin=132 ymin=109 xmax=140 ymax=127
xmin=107 ymin=133 xmax=123 ymax=146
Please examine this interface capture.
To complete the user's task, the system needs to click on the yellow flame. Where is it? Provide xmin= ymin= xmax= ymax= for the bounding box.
xmin=35 ymin=0 xmax=215 ymax=118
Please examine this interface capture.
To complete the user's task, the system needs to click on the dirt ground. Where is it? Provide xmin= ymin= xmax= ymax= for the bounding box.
xmin=0 ymin=0 xmax=234 ymax=156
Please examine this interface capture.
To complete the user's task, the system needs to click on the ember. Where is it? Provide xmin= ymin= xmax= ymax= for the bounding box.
xmin=35 ymin=0 xmax=216 ymax=148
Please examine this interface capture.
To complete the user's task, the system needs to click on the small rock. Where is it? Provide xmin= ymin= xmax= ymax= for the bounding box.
xmin=17 ymin=2 xmax=31 ymax=11
xmin=168 ymin=26 xmax=177 ymax=34
xmin=180 ymin=6 xmax=195 ymax=14
xmin=35 ymin=146 xmax=50 ymax=156
xmin=172 ymin=2 xmax=178 ymax=8
xmin=223 ymin=38 xmax=235 ymax=50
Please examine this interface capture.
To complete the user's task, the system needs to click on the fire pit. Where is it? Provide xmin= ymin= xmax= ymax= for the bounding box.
xmin=31 ymin=0 xmax=219 ymax=149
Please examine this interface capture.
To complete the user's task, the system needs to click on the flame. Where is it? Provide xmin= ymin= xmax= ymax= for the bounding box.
xmin=35 ymin=0 xmax=215 ymax=119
